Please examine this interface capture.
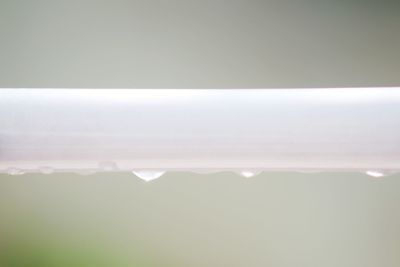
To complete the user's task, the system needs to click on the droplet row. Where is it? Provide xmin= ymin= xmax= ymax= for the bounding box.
xmin=2 ymin=166 xmax=396 ymax=180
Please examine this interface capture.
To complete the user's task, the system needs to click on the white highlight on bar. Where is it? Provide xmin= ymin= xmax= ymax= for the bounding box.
xmin=0 ymin=88 xmax=399 ymax=177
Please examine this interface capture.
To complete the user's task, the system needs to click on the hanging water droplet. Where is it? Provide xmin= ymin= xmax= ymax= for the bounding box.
xmin=7 ymin=168 xmax=25 ymax=176
xmin=98 ymin=161 xmax=118 ymax=172
xmin=240 ymin=170 xmax=261 ymax=178
xmin=365 ymin=170 xmax=386 ymax=178
xmin=133 ymin=170 xmax=165 ymax=182
xmin=39 ymin=166 xmax=54 ymax=174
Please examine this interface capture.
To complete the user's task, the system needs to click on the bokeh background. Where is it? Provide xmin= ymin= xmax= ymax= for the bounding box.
xmin=1 ymin=0 xmax=400 ymax=88
xmin=0 ymin=1 xmax=400 ymax=266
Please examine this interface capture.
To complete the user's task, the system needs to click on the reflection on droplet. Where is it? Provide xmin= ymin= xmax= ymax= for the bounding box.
xmin=7 ymin=168 xmax=25 ymax=176
xmin=365 ymin=170 xmax=386 ymax=178
xmin=98 ymin=161 xmax=118 ymax=172
xmin=133 ymin=170 xmax=165 ymax=182
xmin=240 ymin=170 xmax=261 ymax=178
xmin=39 ymin=166 xmax=54 ymax=174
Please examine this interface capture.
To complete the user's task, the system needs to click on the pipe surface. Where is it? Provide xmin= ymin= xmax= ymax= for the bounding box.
xmin=0 ymin=88 xmax=399 ymax=174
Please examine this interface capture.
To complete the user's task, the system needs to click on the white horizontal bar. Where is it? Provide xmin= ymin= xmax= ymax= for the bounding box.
xmin=0 ymin=88 xmax=399 ymax=174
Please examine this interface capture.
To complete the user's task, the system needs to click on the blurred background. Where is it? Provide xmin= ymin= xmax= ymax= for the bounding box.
xmin=0 ymin=1 xmax=400 ymax=266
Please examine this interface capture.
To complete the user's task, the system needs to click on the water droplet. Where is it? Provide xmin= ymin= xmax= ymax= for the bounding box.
xmin=365 ymin=170 xmax=386 ymax=178
xmin=39 ymin=166 xmax=54 ymax=174
xmin=98 ymin=161 xmax=118 ymax=172
xmin=7 ymin=168 xmax=25 ymax=175
xmin=133 ymin=170 xmax=165 ymax=182
xmin=240 ymin=170 xmax=261 ymax=178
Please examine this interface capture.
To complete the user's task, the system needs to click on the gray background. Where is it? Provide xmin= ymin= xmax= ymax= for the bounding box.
xmin=1 ymin=0 xmax=400 ymax=88
xmin=0 ymin=1 xmax=399 ymax=266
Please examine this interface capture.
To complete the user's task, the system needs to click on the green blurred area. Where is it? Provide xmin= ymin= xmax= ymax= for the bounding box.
xmin=0 ymin=172 xmax=400 ymax=267
xmin=0 ymin=173 xmax=183 ymax=267
xmin=0 ymin=236 xmax=134 ymax=267
xmin=0 ymin=216 xmax=167 ymax=267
